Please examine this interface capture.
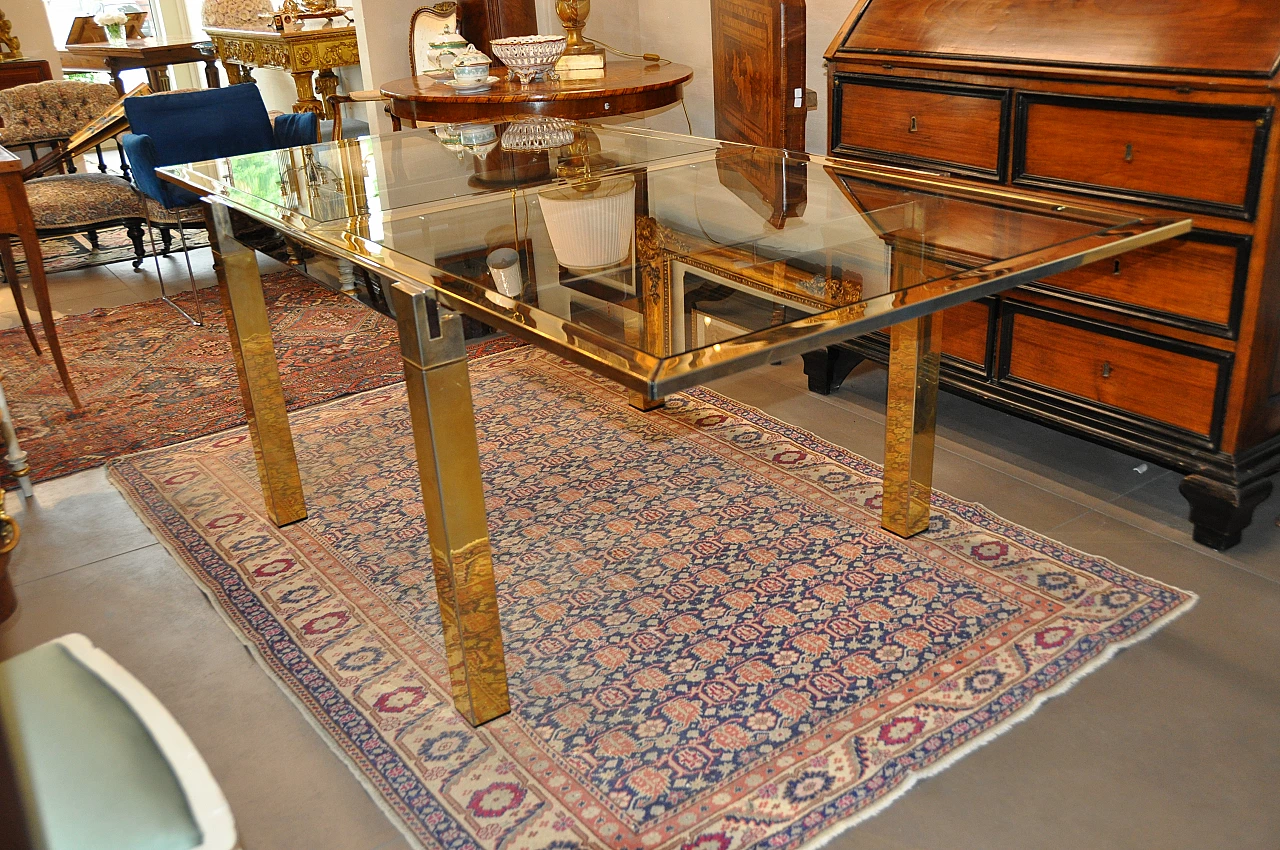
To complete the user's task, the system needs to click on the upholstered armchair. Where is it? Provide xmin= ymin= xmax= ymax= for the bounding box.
xmin=0 ymin=80 xmax=120 ymax=174
xmin=0 ymin=80 xmax=147 ymax=271
xmin=0 ymin=635 xmax=238 ymax=849
xmin=120 ymin=85 xmax=318 ymax=324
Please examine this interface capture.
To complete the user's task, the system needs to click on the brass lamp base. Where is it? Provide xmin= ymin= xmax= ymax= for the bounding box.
xmin=563 ymin=28 xmax=603 ymax=56
xmin=557 ymin=0 xmax=602 ymax=55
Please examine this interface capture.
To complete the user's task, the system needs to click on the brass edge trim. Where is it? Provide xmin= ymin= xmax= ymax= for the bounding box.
xmin=201 ymin=195 xmax=666 ymax=392
xmin=647 ymin=217 xmax=1192 ymax=395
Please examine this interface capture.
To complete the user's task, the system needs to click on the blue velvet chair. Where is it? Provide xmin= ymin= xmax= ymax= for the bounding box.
xmin=121 ymin=85 xmax=318 ymax=324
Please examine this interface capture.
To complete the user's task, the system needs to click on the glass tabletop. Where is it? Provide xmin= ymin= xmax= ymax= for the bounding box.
xmin=161 ymin=120 xmax=1189 ymax=396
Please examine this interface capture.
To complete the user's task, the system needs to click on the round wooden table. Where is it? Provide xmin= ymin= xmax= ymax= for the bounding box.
xmin=380 ymin=60 xmax=693 ymax=126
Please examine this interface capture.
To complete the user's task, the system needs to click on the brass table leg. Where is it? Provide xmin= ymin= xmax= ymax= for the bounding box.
xmin=628 ymin=391 xmax=665 ymax=411
xmin=881 ymin=314 xmax=941 ymax=538
xmin=206 ymin=204 xmax=307 ymax=527
xmin=390 ymin=282 xmax=510 ymax=726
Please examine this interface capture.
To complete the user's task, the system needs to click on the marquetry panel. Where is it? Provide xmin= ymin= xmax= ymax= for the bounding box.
xmin=711 ymin=0 xmax=806 ymax=151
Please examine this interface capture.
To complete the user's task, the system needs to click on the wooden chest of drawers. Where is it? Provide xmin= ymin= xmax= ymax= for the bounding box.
xmin=818 ymin=0 xmax=1280 ymax=549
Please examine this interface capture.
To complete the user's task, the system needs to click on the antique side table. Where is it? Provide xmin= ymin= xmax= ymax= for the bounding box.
xmin=62 ymin=38 xmax=220 ymax=94
xmin=161 ymin=123 xmax=1189 ymax=726
xmin=380 ymin=60 xmax=693 ymax=126
xmin=204 ymin=24 xmax=359 ymax=118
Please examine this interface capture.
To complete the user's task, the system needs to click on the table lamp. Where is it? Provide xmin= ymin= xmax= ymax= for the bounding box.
xmin=555 ymin=0 xmax=601 ymax=56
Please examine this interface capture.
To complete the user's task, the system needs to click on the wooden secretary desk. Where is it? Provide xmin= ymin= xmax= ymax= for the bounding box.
xmin=815 ymin=0 xmax=1280 ymax=550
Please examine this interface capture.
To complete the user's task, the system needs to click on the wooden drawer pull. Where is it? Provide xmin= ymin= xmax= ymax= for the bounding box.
xmin=1101 ymin=361 xmax=1113 ymax=379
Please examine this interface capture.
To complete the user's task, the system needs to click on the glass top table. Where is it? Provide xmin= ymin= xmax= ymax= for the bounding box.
xmin=161 ymin=120 xmax=1189 ymax=725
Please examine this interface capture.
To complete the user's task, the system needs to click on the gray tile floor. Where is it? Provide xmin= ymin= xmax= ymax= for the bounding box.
xmin=2 ymin=250 xmax=1278 ymax=849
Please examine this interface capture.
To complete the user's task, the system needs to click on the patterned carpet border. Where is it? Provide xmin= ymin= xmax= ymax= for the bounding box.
xmin=106 ymin=348 xmax=1197 ymax=850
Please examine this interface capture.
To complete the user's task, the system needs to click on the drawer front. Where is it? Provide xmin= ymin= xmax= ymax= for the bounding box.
xmin=1029 ymin=230 xmax=1250 ymax=338
xmin=1001 ymin=307 xmax=1228 ymax=440
xmin=1014 ymin=93 xmax=1272 ymax=219
xmin=832 ymin=74 xmax=1011 ymax=181
xmin=940 ymin=299 xmax=992 ymax=373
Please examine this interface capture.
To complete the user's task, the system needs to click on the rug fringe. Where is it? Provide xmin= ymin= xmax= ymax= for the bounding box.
xmin=104 ymin=465 xmax=430 ymax=850
xmin=797 ymin=590 xmax=1199 ymax=850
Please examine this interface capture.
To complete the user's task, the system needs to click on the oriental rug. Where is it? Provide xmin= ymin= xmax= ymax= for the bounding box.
xmin=8 ymin=223 xmax=210 ymax=276
xmin=108 ymin=347 xmax=1196 ymax=850
xmin=0 ymin=271 xmax=520 ymax=486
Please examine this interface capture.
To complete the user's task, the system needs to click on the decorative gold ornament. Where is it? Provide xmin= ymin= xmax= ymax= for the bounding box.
xmin=0 ymin=10 xmax=25 ymax=59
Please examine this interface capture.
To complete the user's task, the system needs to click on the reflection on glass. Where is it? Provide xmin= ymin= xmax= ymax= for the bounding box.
xmin=160 ymin=117 xmax=1180 ymax=393
xmin=540 ymin=175 xmax=636 ymax=272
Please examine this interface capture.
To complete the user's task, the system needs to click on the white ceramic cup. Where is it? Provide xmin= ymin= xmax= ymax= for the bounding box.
xmin=486 ymin=248 xmax=523 ymax=297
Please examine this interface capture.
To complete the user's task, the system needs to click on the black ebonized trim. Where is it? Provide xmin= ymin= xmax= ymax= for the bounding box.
xmin=830 ymin=45 xmax=1277 ymax=81
xmin=830 ymin=73 xmax=1012 ymax=183
xmin=1011 ymin=92 xmax=1273 ymax=221
xmin=936 ymin=296 xmax=997 ymax=379
xmin=995 ymin=301 xmax=1233 ymax=450
xmin=832 ymin=334 xmax=1280 ymax=491
xmin=1019 ymin=229 xmax=1252 ymax=340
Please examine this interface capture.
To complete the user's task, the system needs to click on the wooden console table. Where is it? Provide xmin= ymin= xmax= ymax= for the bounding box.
xmin=62 ymin=38 xmax=219 ymax=94
xmin=380 ymin=61 xmax=692 ymax=125
xmin=204 ymin=24 xmax=359 ymax=118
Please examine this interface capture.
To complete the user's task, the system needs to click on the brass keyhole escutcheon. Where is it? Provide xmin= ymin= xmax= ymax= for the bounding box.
xmin=1113 ymin=259 xmax=1122 ymax=276
xmin=1124 ymin=143 xmax=1134 ymax=163
xmin=909 ymin=116 xmax=918 ymax=133
xmin=1101 ymin=361 xmax=1113 ymax=378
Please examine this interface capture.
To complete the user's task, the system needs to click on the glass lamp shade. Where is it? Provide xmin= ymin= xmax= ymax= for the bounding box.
xmin=538 ymin=175 xmax=636 ymax=272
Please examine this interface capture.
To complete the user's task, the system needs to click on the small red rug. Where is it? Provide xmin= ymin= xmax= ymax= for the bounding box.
xmin=0 ymin=271 xmax=520 ymax=486
xmin=109 ymin=346 xmax=1196 ymax=850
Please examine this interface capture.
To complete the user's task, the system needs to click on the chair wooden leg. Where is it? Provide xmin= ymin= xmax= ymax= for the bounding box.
xmin=18 ymin=230 xmax=80 ymax=409
xmin=86 ymin=229 xmax=99 ymax=250
xmin=0 ymin=236 xmax=40 ymax=356
xmin=126 ymin=221 xmax=145 ymax=270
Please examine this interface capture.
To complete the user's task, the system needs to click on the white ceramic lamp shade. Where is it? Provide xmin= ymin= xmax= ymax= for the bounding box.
xmin=538 ymin=176 xmax=636 ymax=272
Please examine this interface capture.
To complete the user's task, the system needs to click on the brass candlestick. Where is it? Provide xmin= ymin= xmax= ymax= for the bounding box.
xmin=555 ymin=0 xmax=601 ymax=56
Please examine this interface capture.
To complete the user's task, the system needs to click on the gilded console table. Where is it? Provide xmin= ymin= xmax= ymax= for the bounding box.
xmin=160 ymin=123 xmax=1188 ymax=726
xmin=204 ymin=24 xmax=358 ymax=117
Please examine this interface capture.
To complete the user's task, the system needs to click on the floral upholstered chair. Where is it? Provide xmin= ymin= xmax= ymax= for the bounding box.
xmin=0 ymin=80 xmax=120 ymax=172
xmin=20 ymin=173 xmax=146 ymax=267
xmin=0 ymin=81 xmax=147 ymax=268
